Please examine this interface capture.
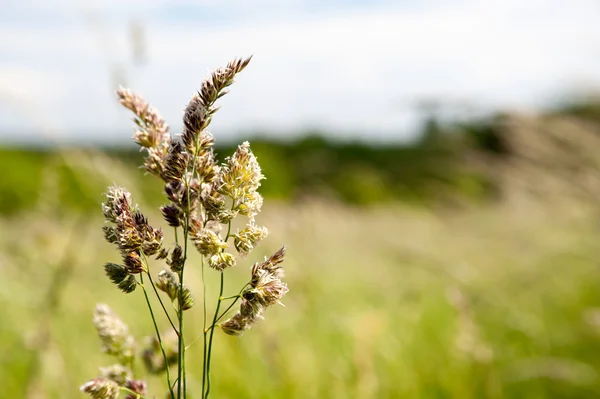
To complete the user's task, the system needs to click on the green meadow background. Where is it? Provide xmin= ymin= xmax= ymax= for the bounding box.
xmin=3 ymin=99 xmax=600 ymax=398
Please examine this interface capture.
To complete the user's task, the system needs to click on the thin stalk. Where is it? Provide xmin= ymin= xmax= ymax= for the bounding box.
xmin=140 ymin=252 xmax=179 ymax=335
xmin=201 ymin=256 xmax=208 ymax=397
xmin=224 ymin=217 xmax=233 ymax=241
xmin=204 ymin=271 xmax=225 ymax=399
xmin=146 ymin=271 xmax=179 ymax=335
xmin=204 ymin=301 xmax=235 ymax=334
xmin=139 ymin=273 xmax=175 ymax=399
xmin=119 ymin=386 xmax=150 ymax=399
xmin=179 ymin=136 xmax=202 ymax=398
xmin=204 ymin=293 xmax=244 ymax=333
xmin=179 ymin=224 xmax=188 ymax=399
xmin=215 ymin=282 xmax=250 ymax=324
xmin=215 ymin=295 xmax=241 ymax=323
xmin=220 ymin=294 xmax=241 ymax=301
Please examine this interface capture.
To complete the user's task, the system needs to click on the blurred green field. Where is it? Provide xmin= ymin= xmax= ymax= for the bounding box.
xmin=3 ymin=146 xmax=600 ymax=399
xmin=4 ymin=102 xmax=600 ymax=398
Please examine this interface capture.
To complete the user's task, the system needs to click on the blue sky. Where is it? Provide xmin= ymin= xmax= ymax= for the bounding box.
xmin=1 ymin=0 xmax=600 ymax=145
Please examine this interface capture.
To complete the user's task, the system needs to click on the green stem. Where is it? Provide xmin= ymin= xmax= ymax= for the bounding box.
xmin=139 ymin=274 xmax=175 ymax=399
xmin=147 ymin=272 xmax=179 ymax=334
xmin=204 ymin=272 xmax=224 ymax=399
xmin=216 ymin=295 xmax=241 ymax=322
xmin=204 ymin=294 xmax=243 ymax=333
xmin=179 ymin=136 xmax=202 ymax=399
xmin=225 ymin=220 xmax=233 ymax=241
xmin=179 ymin=228 xmax=187 ymax=399
xmin=119 ymin=386 xmax=149 ymax=399
xmin=141 ymin=256 xmax=179 ymax=335
xmin=177 ymin=250 xmax=189 ymax=399
xmin=201 ymin=256 xmax=208 ymax=397
xmin=220 ymin=294 xmax=241 ymax=301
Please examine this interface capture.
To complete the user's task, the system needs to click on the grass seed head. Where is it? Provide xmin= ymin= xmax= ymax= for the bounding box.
xmin=99 ymin=364 xmax=131 ymax=385
xmin=167 ymin=244 xmax=184 ymax=273
xmin=93 ymin=304 xmax=135 ymax=363
xmin=193 ymin=228 xmax=227 ymax=256
xmin=124 ymin=379 xmax=147 ymax=399
xmin=80 ymin=378 xmax=120 ymax=399
xmin=234 ymin=223 xmax=268 ymax=256
xmin=122 ymin=251 xmax=144 ymax=274
xmin=155 ymin=269 xmax=179 ymax=301
xmin=160 ymin=204 xmax=182 ymax=227
xmin=117 ymin=275 xmax=137 ymax=294
xmin=116 ymin=87 xmax=171 ymax=179
xmin=104 ymin=263 xmax=129 ymax=286
xmin=208 ymin=252 xmax=237 ymax=271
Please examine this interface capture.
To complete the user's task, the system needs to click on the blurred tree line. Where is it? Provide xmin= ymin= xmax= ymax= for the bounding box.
xmin=2 ymin=97 xmax=599 ymax=215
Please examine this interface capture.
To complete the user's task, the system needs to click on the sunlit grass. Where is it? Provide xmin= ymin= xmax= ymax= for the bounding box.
xmin=2 ymin=183 xmax=600 ymax=398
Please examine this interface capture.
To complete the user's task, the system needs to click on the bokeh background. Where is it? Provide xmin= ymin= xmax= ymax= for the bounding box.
xmin=3 ymin=1 xmax=600 ymax=398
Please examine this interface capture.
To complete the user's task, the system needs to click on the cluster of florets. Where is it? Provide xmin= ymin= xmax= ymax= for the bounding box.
xmin=101 ymin=184 xmax=194 ymax=310
xmin=102 ymin=186 xmax=164 ymax=293
xmin=115 ymin=57 xmax=270 ymax=279
xmin=114 ymin=56 xmax=289 ymax=334
xmin=117 ymin=87 xmax=171 ymax=178
xmin=80 ymin=305 xmax=147 ymax=399
xmin=221 ymin=246 xmax=288 ymax=336
xmin=85 ymin=57 xmax=290 ymax=398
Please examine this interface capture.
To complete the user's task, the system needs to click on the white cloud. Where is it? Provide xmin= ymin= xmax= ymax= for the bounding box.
xmin=0 ymin=0 xmax=599 ymax=143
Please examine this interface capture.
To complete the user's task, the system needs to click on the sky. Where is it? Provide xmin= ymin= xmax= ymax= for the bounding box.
xmin=1 ymin=0 xmax=600 ymax=145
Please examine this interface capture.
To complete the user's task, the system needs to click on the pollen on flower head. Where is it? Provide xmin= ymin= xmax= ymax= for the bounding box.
xmin=234 ymin=223 xmax=268 ymax=256
xmin=102 ymin=185 xmax=163 ymax=260
xmin=208 ymin=252 xmax=236 ymax=271
xmin=193 ymin=228 xmax=227 ymax=256
xmin=219 ymin=142 xmax=264 ymax=209
xmin=251 ymin=246 xmax=286 ymax=280
xmin=238 ymin=191 xmax=264 ymax=218
xmin=102 ymin=185 xmax=132 ymax=224
xmin=244 ymin=270 xmax=289 ymax=307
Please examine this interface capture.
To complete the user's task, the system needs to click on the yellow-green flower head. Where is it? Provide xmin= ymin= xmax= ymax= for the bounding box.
xmin=220 ymin=142 xmax=264 ymax=205
xmin=234 ymin=223 xmax=268 ymax=256
xmin=208 ymin=252 xmax=237 ymax=271
xmin=193 ymin=228 xmax=227 ymax=256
